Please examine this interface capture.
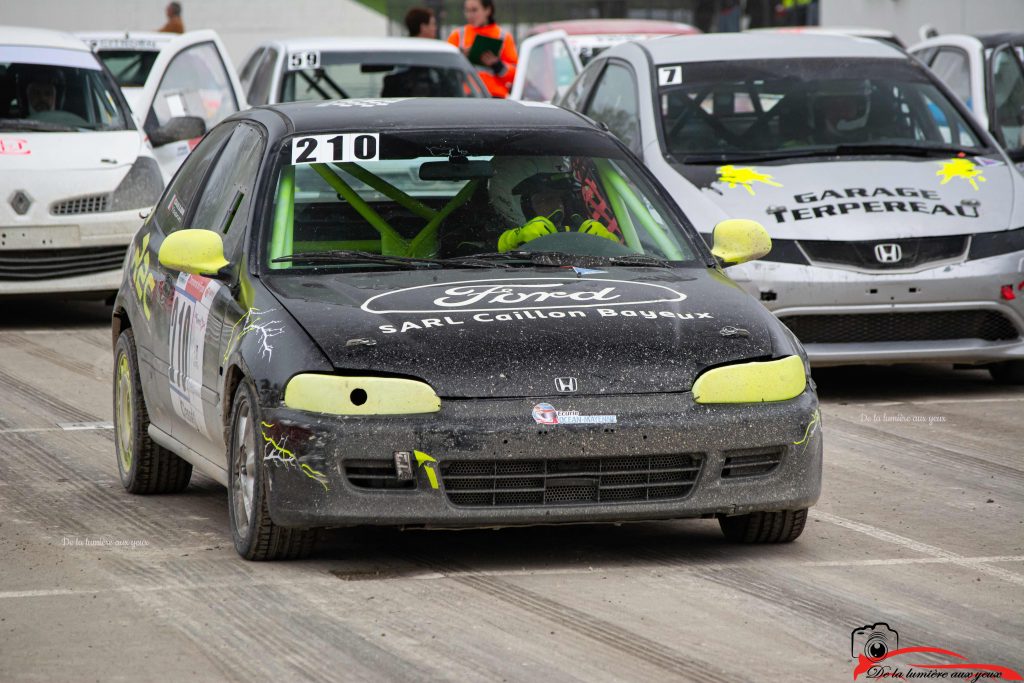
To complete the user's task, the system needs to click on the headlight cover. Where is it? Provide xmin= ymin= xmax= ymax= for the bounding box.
xmin=110 ymin=156 xmax=164 ymax=211
xmin=692 ymin=355 xmax=806 ymax=404
xmin=968 ymin=227 xmax=1024 ymax=260
xmin=283 ymin=374 xmax=441 ymax=415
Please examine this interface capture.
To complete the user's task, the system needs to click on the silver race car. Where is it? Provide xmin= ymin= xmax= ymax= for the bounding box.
xmin=560 ymin=34 xmax=1024 ymax=383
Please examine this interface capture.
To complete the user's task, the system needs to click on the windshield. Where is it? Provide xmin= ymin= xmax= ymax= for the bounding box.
xmin=264 ymin=129 xmax=698 ymax=272
xmin=659 ymin=58 xmax=987 ymax=161
xmin=279 ymin=50 xmax=486 ymax=101
xmin=0 ymin=46 xmax=130 ymax=132
xmin=98 ymin=49 xmax=159 ymax=87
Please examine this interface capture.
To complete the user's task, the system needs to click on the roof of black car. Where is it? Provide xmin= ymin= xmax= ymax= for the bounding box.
xmin=249 ymin=98 xmax=595 ymax=134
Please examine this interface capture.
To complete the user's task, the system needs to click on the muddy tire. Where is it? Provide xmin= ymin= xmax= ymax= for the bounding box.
xmin=227 ymin=379 xmax=318 ymax=561
xmin=113 ymin=328 xmax=192 ymax=494
xmin=719 ymin=508 xmax=808 ymax=543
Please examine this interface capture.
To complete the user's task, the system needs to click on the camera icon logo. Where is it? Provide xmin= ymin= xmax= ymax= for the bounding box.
xmin=851 ymin=623 xmax=899 ymax=661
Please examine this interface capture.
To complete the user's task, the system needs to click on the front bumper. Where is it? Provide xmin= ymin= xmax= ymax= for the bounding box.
xmin=734 ymin=252 xmax=1024 ymax=366
xmin=260 ymin=390 xmax=822 ymax=529
xmin=0 ymin=208 xmax=142 ymax=296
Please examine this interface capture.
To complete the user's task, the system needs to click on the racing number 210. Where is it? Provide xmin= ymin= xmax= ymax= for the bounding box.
xmin=290 ymin=133 xmax=379 ymax=165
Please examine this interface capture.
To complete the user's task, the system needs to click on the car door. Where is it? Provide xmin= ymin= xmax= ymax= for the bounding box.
xmin=580 ymin=60 xmax=643 ymax=155
xmin=246 ymin=46 xmax=280 ymax=106
xmin=987 ymin=43 xmax=1024 ymax=166
xmin=162 ymin=122 xmax=268 ymax=463
xmin=136 ymin=31 xmax=246 ymax=182
xmin=131 ymin=122 xmax=235 ymax=447
xmin=509 ymin=30 xmax=581 ymax=102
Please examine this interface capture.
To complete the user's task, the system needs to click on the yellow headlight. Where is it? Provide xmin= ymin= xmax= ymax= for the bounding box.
xmin=283 ymin=374 xmax=441 ymax=415
xmin=692 ymin=355 xmax=806 ymax=404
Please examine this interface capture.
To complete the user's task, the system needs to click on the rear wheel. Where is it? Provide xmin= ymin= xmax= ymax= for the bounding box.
xmin=113 ymin=328 xmax=192 ymax=494
xmin=989 ymin=361 xmax=1024 ymax=385
xmin=719 ymin=508 xmax=808 ymax=543
xmin=227 ymin=380 xmax=318 ymax=561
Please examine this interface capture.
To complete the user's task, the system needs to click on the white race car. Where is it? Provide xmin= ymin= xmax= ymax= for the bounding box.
xmin=910 ymin=32 xmax=1024 ymax=171
xmin=559 ymin=33 xmax=1024 ymax=383
xmin=0 ymin=26 xmax=161 ymax=298
xmin=77 ymin=30 xmax=247 ymax=182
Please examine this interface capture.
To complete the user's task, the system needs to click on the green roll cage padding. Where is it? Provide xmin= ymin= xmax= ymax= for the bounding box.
xmin=405 ymin=178 xmax=480 ymax=258
xmin=311 ymin=163 xmax=409 ymax=254
xmin=594 ymin=159 xmax=683 ymax=259
xmin=334 ymin=162 xmax=438 ymax=221
xmin=268 ymin=165 xmax=295 ymax=269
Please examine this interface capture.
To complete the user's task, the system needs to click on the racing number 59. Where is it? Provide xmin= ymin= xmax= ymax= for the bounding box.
xmin=291 ymin=133 xmax=379 ymax=165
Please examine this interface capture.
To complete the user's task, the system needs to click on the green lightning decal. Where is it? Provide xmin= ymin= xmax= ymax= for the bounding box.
xmin=260 ymin=421 xmax=329 ymax=491
xmin=414 ymin=450 xmax=439 ymax=490
xmin=793 ymin=409 xmax=821 ymax=451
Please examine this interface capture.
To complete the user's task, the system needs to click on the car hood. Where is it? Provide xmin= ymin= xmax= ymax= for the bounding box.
xmin=0 ymin=131 xmax=141 ymax=172
xmin=672 ymin=155 xmax=1015 ymax=238
xmin=264 ymin=267 xmax=778 ymax=398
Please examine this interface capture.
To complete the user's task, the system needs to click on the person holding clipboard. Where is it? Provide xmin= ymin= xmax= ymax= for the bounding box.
xmin=447 ymin=0 xmax=518 ymax=98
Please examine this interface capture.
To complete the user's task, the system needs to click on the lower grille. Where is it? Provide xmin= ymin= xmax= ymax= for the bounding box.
xmin=722 ymin=447 xmax=783 ymax=478
xmin=441 ymin=454 xmax=703 ymax=507
xmin=51 ymin=194 xmax=109 ymax=215
xmin=344 ymin=459 xmax=414 ymax=490
xmin=0 ymin=246 xmax=127 ymax=281
xmin=780 ymin=311 xmax=1019 ymax=344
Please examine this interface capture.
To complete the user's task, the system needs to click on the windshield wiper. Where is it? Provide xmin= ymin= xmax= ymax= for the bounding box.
xmin=678 ymin=143 xmax=984 ymax=165
xmin=452 ymin=251 xmax=673 ymax=268
xmin=1 ymin=118 xmax=78 ymax=133
xmin=272 ymin=250 xmax=508 ymax=269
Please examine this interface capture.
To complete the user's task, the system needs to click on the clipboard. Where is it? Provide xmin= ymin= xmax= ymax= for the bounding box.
xmin=467 ymin=34 xmax=504 ymax=66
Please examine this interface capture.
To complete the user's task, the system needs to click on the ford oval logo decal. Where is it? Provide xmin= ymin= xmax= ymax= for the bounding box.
xmin=361 ymin=277 xmax=687 ymax=314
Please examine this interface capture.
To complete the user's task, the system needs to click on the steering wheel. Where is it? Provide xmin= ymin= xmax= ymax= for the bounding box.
xmin=520 ymin=229 xmax=635 ymax=257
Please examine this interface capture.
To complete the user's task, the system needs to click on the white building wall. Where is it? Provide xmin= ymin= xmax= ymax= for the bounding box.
xmin=822 ymin=0 xmax=1024 ymax=47
xmin=0 ymin=0 xmax=386 ymax=67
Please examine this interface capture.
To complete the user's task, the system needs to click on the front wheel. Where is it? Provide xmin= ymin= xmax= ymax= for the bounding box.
xmin=719 ymin=508 xmax=808 ymax=543
xmin=113 ymin=328 xmax=192 ymax=494
xmin=227 ymin=380 xmax=318 ymax=561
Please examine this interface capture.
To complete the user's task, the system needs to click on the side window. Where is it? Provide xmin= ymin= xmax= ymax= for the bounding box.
xmin=991 ymin=48 xmax=1024 ymax=153
xmin=152 ymin=123 xmax=236 ymax=234
xmin=238 ymin=48 xmax=265 ymax=91
xmin=149 ymin=42 xmax=238 ymax=134
xmin=560 ymin=59 xmax=604 ymax=111
xmin=191 ymin=124 xmax=267 ymax=255
xmin=584 ymin=62 xmax=641 ymax=153
xmin=930 ymin=49 xmax=971 ymax=104
xmin=521 ymin=39 xmax=578 ymax=102
xmin=248 ymin=48 xmax=278 ymax=106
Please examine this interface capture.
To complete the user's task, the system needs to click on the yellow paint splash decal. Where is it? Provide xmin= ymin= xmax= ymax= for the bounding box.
xmin=260 ymin=421 xmax=329 ymax=491
xmin=717 ymin=165 xmax=783 ymax=195
xmin=793 ymin=409 xmax=821 ymax=450
xmin=414 ymin=450 xmax=439 ymax=490
xmin=936 ymin=158 xmax=986 ymax=190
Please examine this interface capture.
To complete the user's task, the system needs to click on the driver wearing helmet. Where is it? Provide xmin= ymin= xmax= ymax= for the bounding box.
xmin=813 ymin=79 xmax=872 ymax=143
xmin=490 ymin=157 xmax=619 ymax=252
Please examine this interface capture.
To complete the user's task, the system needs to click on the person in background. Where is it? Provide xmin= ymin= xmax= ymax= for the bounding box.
xmin=405 ymin=6 xmax=438 ymax=39
xmin=158 ymin=2 xmax=184 ymax=34
xmin=447 ymin=0 xmax=517 ymax=98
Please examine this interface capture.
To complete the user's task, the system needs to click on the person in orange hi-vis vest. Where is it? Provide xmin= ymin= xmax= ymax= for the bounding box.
xmin=447 ymin=0 xmax=518 ymax=98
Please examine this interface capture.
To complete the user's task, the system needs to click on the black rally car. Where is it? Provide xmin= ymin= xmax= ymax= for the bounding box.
xmin=111 ymin=98 xmax=822 ymax=560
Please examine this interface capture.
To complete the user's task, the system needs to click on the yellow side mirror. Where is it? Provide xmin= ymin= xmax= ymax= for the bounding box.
xmin=158 ymin=229 xmax=230 ymax=276
xmin=711 ymin=219 xmax=772 ymax=266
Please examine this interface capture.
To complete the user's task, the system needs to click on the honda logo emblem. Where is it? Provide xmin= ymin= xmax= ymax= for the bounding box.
xmin=874 ymin=243 xmax=903 ymax=263
xmin=555 ymin=377 xmax=578 ymax=393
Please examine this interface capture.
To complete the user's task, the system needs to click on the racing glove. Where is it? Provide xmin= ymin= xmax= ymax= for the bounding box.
xmin=576 ymin=219 xmax=619 ymax=243
xmin=497 ymin=216 xmax=558 ymax=252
